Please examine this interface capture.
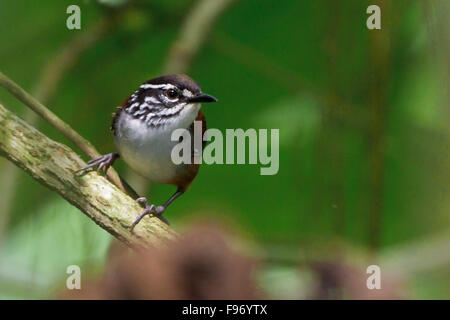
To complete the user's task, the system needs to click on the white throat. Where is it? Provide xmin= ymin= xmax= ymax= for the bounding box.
xmin=113 ymin=103 xmax=200 ymax=183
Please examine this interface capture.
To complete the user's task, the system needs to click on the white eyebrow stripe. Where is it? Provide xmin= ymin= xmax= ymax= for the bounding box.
xmin=140 ymin=83 xmax=176 ymax=90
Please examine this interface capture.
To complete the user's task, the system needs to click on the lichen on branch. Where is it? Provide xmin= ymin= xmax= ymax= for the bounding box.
xmin=0 ymin=103 xmax=176 ymax=247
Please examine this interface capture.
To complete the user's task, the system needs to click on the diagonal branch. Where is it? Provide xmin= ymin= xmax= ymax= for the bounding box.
xmin=0 ymin=71 xmax=126 ymax=193
xmin=0 ymin=103 xmax=176 ymax=247
xmin=0 ymin=17 xmax=113 ymax=242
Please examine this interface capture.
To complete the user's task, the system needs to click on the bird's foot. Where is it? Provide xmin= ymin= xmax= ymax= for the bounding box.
xmin=130 ymin=197 xmax=169 ymax=231
xmin=76 ymin=153 xmax=119 ymax=175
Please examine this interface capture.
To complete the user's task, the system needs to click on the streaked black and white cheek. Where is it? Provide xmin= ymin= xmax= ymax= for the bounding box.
xmin=144 ymin=96 xmax=161 ymax=105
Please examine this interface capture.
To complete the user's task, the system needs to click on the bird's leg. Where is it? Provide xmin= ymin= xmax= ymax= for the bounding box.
xmin=76 ymin=153 xmax=120 ymax=175
xmin=130 ymin=188 xmax=185 ymax=231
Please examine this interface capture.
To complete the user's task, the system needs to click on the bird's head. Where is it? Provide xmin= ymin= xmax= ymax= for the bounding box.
xmin=123 ymin=74 xmax=217 ymax=128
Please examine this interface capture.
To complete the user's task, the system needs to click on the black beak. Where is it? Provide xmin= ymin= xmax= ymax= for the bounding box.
xmin=188 ymin=93 xmax=218 ymax=103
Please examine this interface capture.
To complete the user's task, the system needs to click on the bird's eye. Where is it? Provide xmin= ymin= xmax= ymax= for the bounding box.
xmin=166 ymin=89 xmax=179 ymax=99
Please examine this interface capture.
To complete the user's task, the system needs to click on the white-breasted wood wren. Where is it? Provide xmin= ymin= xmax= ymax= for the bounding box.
xmin=77 ymin=74 xmax=217 ymax=230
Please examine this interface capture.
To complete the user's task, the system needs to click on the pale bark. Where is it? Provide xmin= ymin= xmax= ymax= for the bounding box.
xmin=0 ymin=71 xmax=126 ymax=193
xmin=0 ymin=103 xmax=176 ymax=248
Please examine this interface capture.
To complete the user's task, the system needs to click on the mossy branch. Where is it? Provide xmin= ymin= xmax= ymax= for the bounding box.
xmin=0 ymin=71 xmax=126 ymax=193
xmin=0 ymin=16 xmax=113 ymax=242
xmin=0 ymin=103 xmax=176 ymax=247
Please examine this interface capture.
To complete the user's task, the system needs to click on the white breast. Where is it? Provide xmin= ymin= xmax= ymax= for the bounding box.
xmin=113 ymin=103 xmax=200 ymax=184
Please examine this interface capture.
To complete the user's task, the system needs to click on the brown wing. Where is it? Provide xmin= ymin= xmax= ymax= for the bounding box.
xmin=169 ymin=110 xmax=206 ymax=190
xmin=196 ymin=109 xmax=207 ymax=149
xmin=187 ymin=109 xmax=207 ymax=161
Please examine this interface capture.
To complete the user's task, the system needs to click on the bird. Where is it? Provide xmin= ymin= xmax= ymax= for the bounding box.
xmin=77 ymin=74 xmax=217 ymax=230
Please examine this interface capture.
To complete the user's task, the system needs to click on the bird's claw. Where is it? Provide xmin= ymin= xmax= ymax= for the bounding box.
xmin=76 ymin=153 xmax=119 ymax=176
xmin=130 ymin=198 xmax=169 ymax=231
xmin=136 ymin=197 xmax=148 ymax=206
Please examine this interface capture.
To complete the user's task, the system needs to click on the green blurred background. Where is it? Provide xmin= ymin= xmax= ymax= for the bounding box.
xmin=0 ymin=0 xmax=449 ymax=299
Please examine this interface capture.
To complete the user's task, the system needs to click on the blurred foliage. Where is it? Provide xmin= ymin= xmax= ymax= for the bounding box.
xmin=0 ymin=198 xmax=111 ymax=299
xmin=0 ymin=0 xmax=449 ymax=299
